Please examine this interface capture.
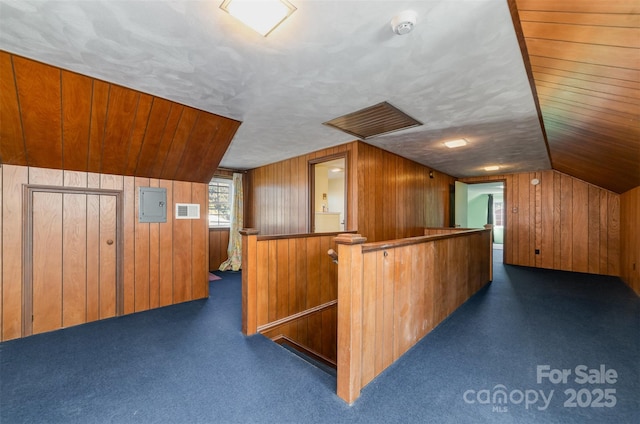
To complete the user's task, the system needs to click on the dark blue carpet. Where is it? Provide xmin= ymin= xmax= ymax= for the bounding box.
xmin=1 ymin=254 xmax=638 ymax=423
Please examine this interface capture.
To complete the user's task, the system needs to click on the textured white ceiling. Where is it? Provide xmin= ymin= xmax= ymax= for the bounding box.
xmin=0 ymin=0 xmax=551 ymax=177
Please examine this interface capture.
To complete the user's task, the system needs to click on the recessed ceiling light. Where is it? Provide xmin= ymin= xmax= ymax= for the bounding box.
xmin=484 ymin=165 xmax=500 ymax=172
xmin=220 ymin=0 xmax=297 ymax=37
xmin=444 ymin=138 xmax=468 ymax=148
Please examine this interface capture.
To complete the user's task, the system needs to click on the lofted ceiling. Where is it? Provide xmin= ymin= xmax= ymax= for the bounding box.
xmin=0 ymin=1 xmax=637 ymax=192
xmin=0 ymin=51 xmax=240 ymax=183
xmin=512 ymin=0 xmax=639 ymax=194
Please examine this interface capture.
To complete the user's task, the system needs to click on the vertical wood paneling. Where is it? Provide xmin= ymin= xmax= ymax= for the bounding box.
xmin=539 ymin=170 xmax=554 ymax=268
xmin=151 ymin=105 xmax=183 ymax=177
xmin=148 ymin=179 xmax=161 ymax=309
xmin=191 ymin=183 xmax=208 ymax=300
xmin=572 ymin=180 xmax=589 ymax=272
xmin=361 ymin=251 xmax=377 ymax=387
xmin=86 ymin=194 xmax=100 ymax=322
xmin=247 ymin=141 xmax=453 ymax=241
xmin=2 ymin=165 xmax=27 ymax=339
xmin=61 ymin=71 xmax=92 ymax=171
xmin=381 ymin=249 xmax=395 ymax=370
xmin=3 ymin=54 xmax=239 ymax=184
xmin=134 ymin=177 xmax=150 ymax=312
xmin=99 ymin=194 xmax=117 ymax=319
xmin=335 ymin=229 xmax=491 ymax=403
xmin=13 ymin=57 xmax=62 ymax=169
xmin=135 ymin=99 xmax=172 ymax=177
xmin=607 ymin=194 xmax=620 ymax=275
xmin=461 ymin=170 xmax=620 ymax=277
xmin=0 ymin=53 xmax=26 ymax=165
xmin=88 ymin=81 xmax=109 ymax=172
xmin=559 ymin=173 xmax=573 ymax=271
xmin=172 ymin=181 xmax=192 ymax=303
xmin=599 ymin=190 xmax=609 ymax=273
xmin=123 ymin=94 xmax=154 ymax=176
xmin=588 ymin=185 xmax=601 ymax=274
xmin=100 ymin=86 xmax=139 ymax=175
xmin=256 ymin=240 xmax=269 ymax=327
xmin=31 ymin=192 xmax=63 ymax=334
xmin=159 ymin=180 xmax=174 ymax=306
xmin=620 ymin=187 xmax=640 ymax=295
xmin=1 ymin=165 xmax=210 ymax=341
xmin=0 ymin=168 xmax=2 ymax=339
xmin=122 ymin=176 xmax=136 ymax=314
xmin=209 ymin=229 xmax=230 ymax=271
xmin=62 ymin=193 xmax=87 ymax=327
xmin=552 ymin=171 xmax=562 ymax=269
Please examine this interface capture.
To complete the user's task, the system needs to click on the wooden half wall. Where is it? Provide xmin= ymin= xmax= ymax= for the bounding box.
xmin=0 ymin=164 xmax=209 ymax=341
xmin=240 ymin=230 xmax=340 ymax=363
xmin=462 ymin=170 xmax=620 ymax=276
xmin=335 ymin=228 xmax=492 ymax=403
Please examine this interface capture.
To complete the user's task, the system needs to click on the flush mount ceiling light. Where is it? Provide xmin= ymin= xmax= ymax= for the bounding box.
xmin=443 ymin=138 xmax=468 ymax=148
xmin=220 ymin=0 xmax=297 ymax=37
xmin=484 ymin=165 xmax=500 ymax=172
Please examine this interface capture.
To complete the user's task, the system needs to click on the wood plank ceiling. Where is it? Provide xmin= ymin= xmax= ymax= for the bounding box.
xmin=510 ymin=0 xmax=640 ymax=194
xmin=0 ymin=52 xmax=241 ymax=184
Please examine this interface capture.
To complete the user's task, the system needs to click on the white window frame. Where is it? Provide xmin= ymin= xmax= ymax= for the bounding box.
xmin=208 ymin=177 xmax=233 ymax=228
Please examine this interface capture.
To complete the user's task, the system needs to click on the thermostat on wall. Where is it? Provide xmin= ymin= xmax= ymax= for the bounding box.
xmin=175 ymin=203 xmax=200 ymax=219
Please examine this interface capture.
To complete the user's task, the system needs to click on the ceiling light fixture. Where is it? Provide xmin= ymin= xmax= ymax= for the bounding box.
xmin=484 ymin=165 xmax=500 ymax=172
xmin=443 ymin=138 xmax=468 ymax=148
xmin=331 ymin=167 xmax=343 ymax=173
xmin=220 ymin=0 xmax=297 ymax=37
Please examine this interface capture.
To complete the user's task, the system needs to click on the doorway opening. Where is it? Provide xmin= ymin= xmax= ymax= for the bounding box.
xmin=309 ymin=154 xmax=347 ymax=233
xmin=453 ymin=181 xmax=505 ymax=262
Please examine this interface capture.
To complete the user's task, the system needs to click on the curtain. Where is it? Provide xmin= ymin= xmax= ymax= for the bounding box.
xmin=487 ymin=194 xmax=494 ymax=225
xmin=219 ymin=173 xmax=243 ymax=271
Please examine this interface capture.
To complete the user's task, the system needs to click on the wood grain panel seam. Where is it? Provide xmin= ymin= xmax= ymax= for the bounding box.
xmin=98 ymin=84 xmax=112 ymax=174
xmin=10 ymin=55 xmax=29 ymax=164
xmin=158 ymin=106 xmax=184 ymax=179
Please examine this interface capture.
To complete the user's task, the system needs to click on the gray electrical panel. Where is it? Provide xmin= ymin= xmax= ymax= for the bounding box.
xmin=139 ymin=187 xmax=167 ymax=223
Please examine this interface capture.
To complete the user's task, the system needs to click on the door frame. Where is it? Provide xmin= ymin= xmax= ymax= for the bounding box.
xmin=308 ymin=152 xmax=349 ymax=233
xmin=22 ymin=185 xmax=124 ymax=336
xmin=456 ymin=179 xmax=507 ymax=262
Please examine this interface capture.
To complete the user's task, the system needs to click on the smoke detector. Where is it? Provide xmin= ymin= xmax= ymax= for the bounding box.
xmin=391 ymin=10 xmax=417 ymax=35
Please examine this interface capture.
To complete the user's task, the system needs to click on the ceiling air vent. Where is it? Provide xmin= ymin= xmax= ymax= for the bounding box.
xmin=323 ymin=101 xmax=422 ymax=139
xmin=175 ymin=203 xmax=200 ymax=219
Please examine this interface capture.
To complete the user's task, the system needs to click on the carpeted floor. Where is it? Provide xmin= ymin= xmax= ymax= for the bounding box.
xmin=1 ymin=255 xmax=638 ymax=423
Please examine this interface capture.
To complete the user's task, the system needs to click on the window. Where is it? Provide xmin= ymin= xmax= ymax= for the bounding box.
xmin=494 ymin=202 xmax=504 ymax=226
xmin=209 ymin=178 xmax=232 ymax=228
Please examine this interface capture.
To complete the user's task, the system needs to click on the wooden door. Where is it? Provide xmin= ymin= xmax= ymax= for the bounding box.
xmin=25 ymin=187 xmax=121 ymax=336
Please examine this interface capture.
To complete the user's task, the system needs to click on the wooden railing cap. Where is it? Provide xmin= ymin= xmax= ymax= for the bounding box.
xmin=334 ymin=233 xmax=367 ymax=245
xmin=239 ymin=228 xmax=260 ymax=236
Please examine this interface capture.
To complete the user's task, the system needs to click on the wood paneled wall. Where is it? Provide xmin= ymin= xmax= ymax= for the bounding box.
xmin=355 ymin=142 xmax=453 ymax=241
xmin=245 ymin=143 xmax=357 ymax=235
xmin=335 ymin=229 xmax=491 ymax=403
xmin=245 ymin=141 xmax=454 ymax=241
xmin=241 ymin=231 xmax=340 ymax=362
xmin=620 ymin=186 xmax=640 ymax=295
xmin=462 ymin=170 xmax=620 ymax=276
xmin=209 ymin=228 xmax=230 ymax=271
xmin=0 ymin=51 xmax=240 ymax=184
xmin=0 ymin=164 xmax=209 ymax=341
